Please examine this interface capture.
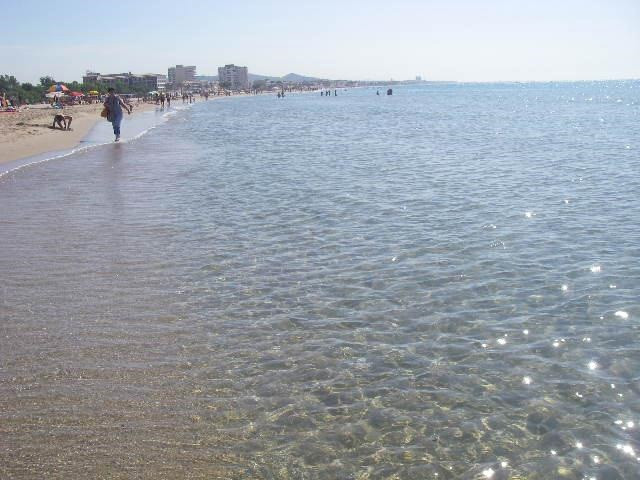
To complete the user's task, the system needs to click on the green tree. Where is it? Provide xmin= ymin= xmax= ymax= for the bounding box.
xmin=39 ymin=76 xmax=55 ymax=87
xmin=132 ymin=84 xmax=149 ymax=96
xmin=0 ymin=74 xmax=45 ymax=104
xmin=82 ymin=82 xmax=101 ymax=94
xmin=113 ymin=80 xmax=127 ymax=93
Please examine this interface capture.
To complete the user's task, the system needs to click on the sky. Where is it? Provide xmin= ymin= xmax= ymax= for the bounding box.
xmin=2 ymin=0 xmax=639 ymax=84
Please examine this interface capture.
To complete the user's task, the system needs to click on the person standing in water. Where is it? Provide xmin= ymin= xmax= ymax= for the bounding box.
xmin=104 ymin=87 xmax=131 ymax=142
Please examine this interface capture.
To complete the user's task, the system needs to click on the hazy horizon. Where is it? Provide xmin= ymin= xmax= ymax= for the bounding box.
xmin=3 ymin=0 xmax=639 ymax=85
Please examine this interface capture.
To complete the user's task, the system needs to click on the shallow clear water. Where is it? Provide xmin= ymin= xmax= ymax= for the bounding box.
xmin=1 ymin=83 xmax=639 ymax=479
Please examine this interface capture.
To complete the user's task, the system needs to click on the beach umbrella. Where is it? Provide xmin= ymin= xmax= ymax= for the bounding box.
xmin=88 ymin=90 xmax=99 ymax=95
xmin=148 ymin=90 xmax=159 ymax=95
xmin=48 ymin=83 xmax=70 ymax=93
xmin=45 ymin=91 xmax=67 ymax=98
xmin=70 ymin=91 xmax=84 ymax=97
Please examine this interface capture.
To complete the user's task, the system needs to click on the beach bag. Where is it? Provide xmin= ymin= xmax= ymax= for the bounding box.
xmin=101 ymin=107 xmax=109 ymax=119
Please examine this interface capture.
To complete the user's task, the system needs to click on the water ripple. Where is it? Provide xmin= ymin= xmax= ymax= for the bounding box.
xmin=1 ymin=82 xmax=639 ymax=478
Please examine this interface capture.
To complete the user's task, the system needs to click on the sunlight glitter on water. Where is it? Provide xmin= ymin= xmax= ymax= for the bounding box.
xmin=1 ymin=82 xmax=640 ymax=479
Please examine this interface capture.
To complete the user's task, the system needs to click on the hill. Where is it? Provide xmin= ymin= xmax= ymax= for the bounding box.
xmin=281 ymin=73 xmax=322 ymax=83
xmin=197 ymin=72 xmax=323 ymax=84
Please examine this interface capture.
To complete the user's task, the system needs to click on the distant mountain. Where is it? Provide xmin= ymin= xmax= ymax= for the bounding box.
xmin=249 ymin=73 xmax=322 ymax=83
xmin=248 ymin=73 xmax=281 ymax=82
xmin=281 ymin=73 xmax=322 ymax=83
xmin=197 ymin=72 xmax=323 ymax=84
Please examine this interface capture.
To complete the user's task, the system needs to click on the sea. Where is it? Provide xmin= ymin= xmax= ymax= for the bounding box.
xmin=1 ymin=82 xmax=639 ymax=479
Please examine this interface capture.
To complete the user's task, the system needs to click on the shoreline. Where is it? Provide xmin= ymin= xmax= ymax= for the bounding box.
xmin=0 ymin=90 xmax=310 ymax=169
xmin=0 ymin=102 xmax=158 ymax=166
xmin=0 ymin=93 xmax=264 ymax=168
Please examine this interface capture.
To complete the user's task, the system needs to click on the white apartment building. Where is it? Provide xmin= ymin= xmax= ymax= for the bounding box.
xmin=218 ymin=64 xmax=249 ymax=90
xmin=168 ymin=65 xmax=197 ymax=86
xmin=146 ymin=74 xmax=167 ymax=91
xmin=156 ymin=74 xmax=167 ymax=91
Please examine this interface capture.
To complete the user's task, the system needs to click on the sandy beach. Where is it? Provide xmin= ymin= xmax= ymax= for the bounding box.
xmin=0 ymin=102 xmax=157 ymax=166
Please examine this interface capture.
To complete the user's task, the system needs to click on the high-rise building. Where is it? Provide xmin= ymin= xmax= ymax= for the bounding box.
xmin=168 ymin=65 xmax=197 ymax=86
xmin=217 ymin=64 xmax=249 ymax=90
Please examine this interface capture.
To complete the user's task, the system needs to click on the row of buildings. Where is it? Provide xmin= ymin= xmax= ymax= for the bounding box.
xmin=83 ymin=64 xmax=251 ymax=93
xmin=82 ymin=71 xmax=167 ymax=91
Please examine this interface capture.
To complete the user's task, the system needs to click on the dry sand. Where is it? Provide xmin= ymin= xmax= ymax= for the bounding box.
xmin=0 ymin=102 xmax=156 ymax=166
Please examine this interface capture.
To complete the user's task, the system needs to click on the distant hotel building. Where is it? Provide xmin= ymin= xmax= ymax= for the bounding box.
xmin=155 ymin=75 xmax=167 ymax=91
xmin=83 ymin=71 xmax=167 ymax=91
xmin=218 ymin=64 xmax=249 ymax=90
xmin=168 ymin=65 xmax=197 ymax=86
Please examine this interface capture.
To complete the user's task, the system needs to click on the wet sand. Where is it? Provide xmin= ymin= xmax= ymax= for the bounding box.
xmin=0 ymin=102 xmax=157 ymax=165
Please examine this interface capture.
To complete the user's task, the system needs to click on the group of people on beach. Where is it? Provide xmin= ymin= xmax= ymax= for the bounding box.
xmin=50 ymin=87 xmax=130 ymax=141
xmin=150 ymin=91 xmax=200 ymax=108
xmin=156 ymin=92 xmax=171 ymax=108
xmin=1 ymin=93 xmax=20 ymax=111
xmin=52 ymin=86 xmax=348 ymax=143
xmin=56 ymin=88 xmax=205 ymax=143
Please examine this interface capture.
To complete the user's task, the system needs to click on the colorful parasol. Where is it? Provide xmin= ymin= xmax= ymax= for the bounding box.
xmin=88 ymin=90 xmax=100 ymax=95
xmin=48 ymin=84 xmax=70 ymax=93
xmin=70 ymin=91 xmax=84 ymax=97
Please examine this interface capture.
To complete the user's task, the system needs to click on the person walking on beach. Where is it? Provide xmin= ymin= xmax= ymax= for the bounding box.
xmin=104 ymin=87 xmax=132 ymax=142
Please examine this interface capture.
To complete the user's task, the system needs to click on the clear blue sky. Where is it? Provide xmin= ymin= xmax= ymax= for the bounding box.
xmin=2 ymin=0 xmax=639 ymax=83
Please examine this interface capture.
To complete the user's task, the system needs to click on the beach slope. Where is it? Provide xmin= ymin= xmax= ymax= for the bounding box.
xmin=0 ymin=103 xmax=155 ymax=165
